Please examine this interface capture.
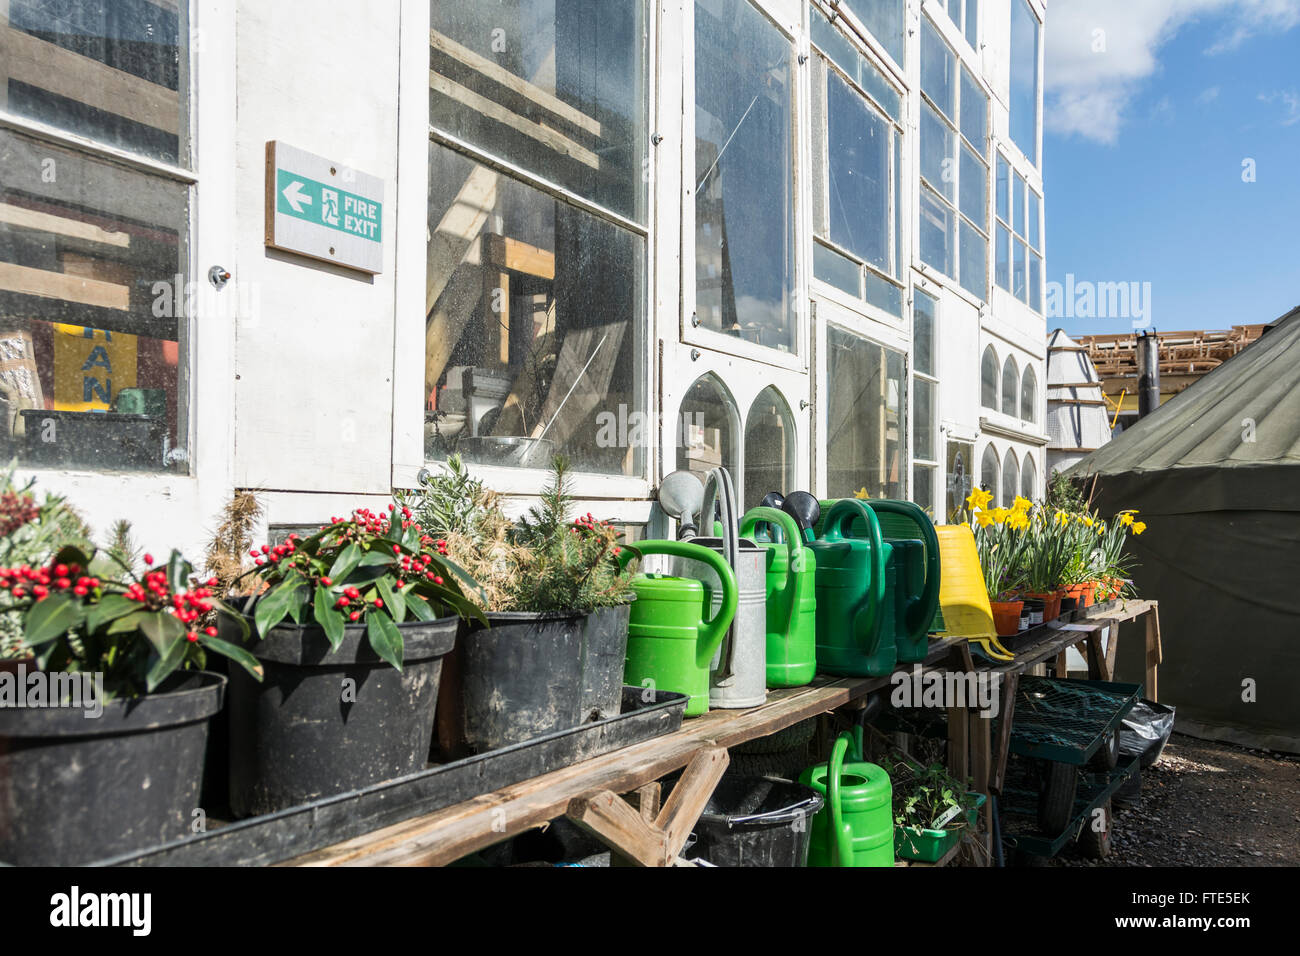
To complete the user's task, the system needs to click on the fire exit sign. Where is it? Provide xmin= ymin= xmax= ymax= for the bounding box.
xmin=265 ymin=141 xmax=385 ymax=274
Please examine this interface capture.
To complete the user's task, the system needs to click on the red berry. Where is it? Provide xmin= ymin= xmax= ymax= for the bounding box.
xmin=320 ymin=576 xmax=333 ymax=586
xmin=143 ymin=554 xmax=154 ymax=566
xmin=205 ymin=626 xmax=218 ymax=637
xmin=186 ymin=631 xmax=198 ymax=643
xmin=349 ymin=611 xmax=360 ymax=622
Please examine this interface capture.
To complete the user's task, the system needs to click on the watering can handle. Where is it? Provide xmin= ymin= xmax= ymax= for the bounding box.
xmin=823 ymin=499 xmax=888 ymax=657
xmin=739 ymin=506 xmax=805 ymax=637
xmin=828 ymin=732 xmax=856 ymax=867
xmin=701 ymin=467 xmax=741 ymax=679
xmin=617 ymin=539 xmax=739 ymax=671
xmin=865 ymin=500 xmax=942 ymax=641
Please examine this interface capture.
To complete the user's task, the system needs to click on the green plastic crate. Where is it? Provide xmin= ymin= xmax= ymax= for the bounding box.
xmin=894 ymin=792 xmax=986 ymax=863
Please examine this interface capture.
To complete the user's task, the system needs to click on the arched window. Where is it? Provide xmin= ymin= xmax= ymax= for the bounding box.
xmin=1001 ymin=356 xmax=1019 ymax=416
xmin=744 ymin=387 xmax=796 ymax=510
xmin=980 ymin=444 xmax=999 ymax=503
xmin=1021 ymin=453 xmax=1037 ymax=501
xmin=981 ymin=346 xmax=998 ymax=408
xmin=677 ymin=374 xmax=739 ymax=482
xmin=1002 ymin=448 xmax=1019 ymax=507
xmin=1021 ymin=366 xmax=1037 ymax=423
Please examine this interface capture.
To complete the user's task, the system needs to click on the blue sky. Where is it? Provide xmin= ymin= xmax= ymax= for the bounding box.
xmin=1043 ymin=0 xmax=1300 ymax=337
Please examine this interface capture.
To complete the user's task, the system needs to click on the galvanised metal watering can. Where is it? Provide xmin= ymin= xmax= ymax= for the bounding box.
xmin=800 ymin=730 xmax=894 ymax=867
xmin=809 ymin=499 xmax=892 ymax=677
xmin=618 ymin=540 xmax=737 ymax=717
xmin=739 ymin=506 xmax=817 ymax=687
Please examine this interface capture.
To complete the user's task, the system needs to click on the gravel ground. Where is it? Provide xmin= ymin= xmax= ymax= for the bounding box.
xmin=1051 ymin=733 xmax=1300 ymax=867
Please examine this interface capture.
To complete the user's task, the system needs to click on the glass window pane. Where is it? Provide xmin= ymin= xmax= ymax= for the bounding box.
xmin=960 ymin=68 xmax=987 ymax=149
xmin=425 ymin=142 xmax=643 ymax=475
xmin=1010 ymin=0 xmax=1040 ymax=165
xmin=813 ymin=242 xmax=861 ymax=297
xmin=827 ymin=71 xmax=889 ymax=271
xmin=947 ymin=0 xmax=963 ymax=30
xmin=827 ymin=327 xmax=905 ymax=499
xmin=913 ymin=377 xmax=934 ymax=461
xmin=959 ymin=219 xmax=986 ymax=300
xmin=1014 ymin=171 xmax=1027 ymax=236
xmin=743 ymin=386 xmax=796 ymax=510
xmin=1020 ymin=366 xmax=1037 ymax=423
xmin=920 ymin=101 xmax=955 ymax=202
xmin=677 ymin=373 xmax=738 ymax=480
xmin=965 ymin=0 xmax=979 ymax=49
xmin=920 ymin=17 xmax=954 ymax=120
xmin=1002 ymin=449 xmax=1018 ymax=507
xmin=1001 ymin=357 xmax=1018 ymax=415
xmin=696 ymin=0 xmax=795 ymax=353
xmin=995 ymin=224 xmax=1011 ymax=290
xmin=1028 ymin=189 xmax=1041 ymax=250
xmin=913 ymin=464 xmax=935 ymax=517
xmin=981 ymin=347 xmax=998 ymax=408
xmin=4 ymin=2 xmax=190 ymax=165
xmin=1013 ymin=239 xmax=1027 ymax=300
xmin=811 ymin=17 xmax=900 ymax=121
xmin=980 ymin=444 xmax=999 ymax=499
xmin=893 ymin=132 xmax=902 ymax=279
xmin=1021 ymin=453 xmax=1037 ymax=500
xmin=429 ymin=0 xmax=647 ymax=222
xmin=0 ymin=129 xmax=189 ymax=472
xmin=996 ymin=156 xmax=1010 ymax=223
xmin=959 ymin=144 xmax=987 ymax=227
xmin=918 ymin=185 xmax=954 ymax=277
xmin=1030 ymin=250 xmax=1043 ymax=313
xmin=913 ymin=288 xmax=937 ymax=377
xmin=864 ymin=269 xmax=903 ymax=317
xmin=844 ymin=0 xmax=906 ymax=67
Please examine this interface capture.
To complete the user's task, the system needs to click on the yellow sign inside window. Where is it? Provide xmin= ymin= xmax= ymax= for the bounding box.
xmin=52 ymin=324 xmax=137 ymax=412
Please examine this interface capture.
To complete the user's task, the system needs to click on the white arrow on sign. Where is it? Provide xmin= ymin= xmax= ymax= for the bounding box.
xmin=282 ymin=180 xmax=312 ymax=214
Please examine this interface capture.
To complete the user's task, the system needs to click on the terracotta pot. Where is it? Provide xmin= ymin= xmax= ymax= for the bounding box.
xmin=1024 ymin=591 xmax=1062 ymax=622
xmin=990 ymin=600 xmax=1024 ymax=637
xmin=1081 ymin=581 xmax=1098 ymax=607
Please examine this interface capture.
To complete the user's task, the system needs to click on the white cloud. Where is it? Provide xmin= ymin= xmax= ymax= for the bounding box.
xmin=1258 ymin=90 xmax=1300 ymax=125
xmin=1196 ymin=86 xmax=1220 ymax=104
xmin=1045 ymin=0 xmax=1300 ymax=143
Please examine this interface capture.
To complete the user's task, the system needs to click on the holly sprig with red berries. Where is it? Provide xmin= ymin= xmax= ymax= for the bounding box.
xmin=234 ymin=506 xmax=486 ymax=670
xmin=0 ymin=544 xmax=263 ymax=698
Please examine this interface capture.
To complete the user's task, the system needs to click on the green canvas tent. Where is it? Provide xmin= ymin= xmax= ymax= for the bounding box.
xmin=1070 ymin=304 xmax=1300 ymax=752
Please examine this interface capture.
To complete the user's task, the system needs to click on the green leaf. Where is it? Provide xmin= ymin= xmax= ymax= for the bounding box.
xmin=139 ymin=611 xmax=186 ymax=655
xmin=253 ymin=579 xmax=305 ymax=637
xmin=376 ymin=576 xmax=404 ymax=621
xmin=106 ymin=609 xmax=148 ymax=635
xmin=404 ymin=592 xmax=435 ymax=622
xmin=366 ymin=613 xmax=404 ymax=671
xmin=327 ymin=543 xmax=363 ymax=583
xmin=23 ymin=592 xmax=86 ymax=647
xmin=52 ymin=543 xmax=95 ymax=571
xmin=146 ymin=631 xmax=192 ymax=692
xmin=86 ymin=594 xmax=141 ymax=633
xmin=358 ymin=550 xmax=395 ymax=568
xmin=312 ymin=587 xmax=346 ymax=651
xmin=213 ymin=603 xmax=250 ymax=643
xmin=198 ymin=633 xmax=264 ymax=682
xmin=165 ymin=549 xmax=191 ymax=595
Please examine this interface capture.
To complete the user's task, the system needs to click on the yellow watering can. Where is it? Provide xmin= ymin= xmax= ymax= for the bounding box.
xmin=933 ymin=525 xmax=1014 ymax=661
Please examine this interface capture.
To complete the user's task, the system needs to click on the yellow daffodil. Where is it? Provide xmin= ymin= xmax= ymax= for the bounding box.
xmin=965 ymin=488 xmax=993 ymax=511
xmin=1119 ymin=513 xmax=1134 ymax=527
xmin=1096 ymin=524 xmax=1105 ymax=536
xmin=1132 ymin=521 xmax=1146 ymax=535
xmin=989 ymin=507 xmax=1009 ymax=525
xmin=1053 ymin=510 xmax=1070 ymax=527
xmin=1011 ymin=495 xmax=1032 ymax=513
xmin=1008 ymin=511 xmax=1030 ymax=531
xmin=974 ymin=509 xmax=994 ymax=527
xmin=854 ymin=487 xmax=871 ymax=499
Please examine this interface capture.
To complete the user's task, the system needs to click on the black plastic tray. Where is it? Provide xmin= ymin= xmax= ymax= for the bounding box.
xmin=93 ymin=686 xmax=688 ymax=867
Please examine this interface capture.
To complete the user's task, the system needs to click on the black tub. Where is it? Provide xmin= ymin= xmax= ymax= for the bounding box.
xmin=579 ymin=601 xmax=632 ymax=722
xmin=691 ymin=774 xmax=825 ymax=867
xmin=0 ymin=670 xmax=225 ymax=866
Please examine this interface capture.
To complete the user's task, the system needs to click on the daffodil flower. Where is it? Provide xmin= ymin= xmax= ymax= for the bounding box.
xmin=1132 ymin=521 xmax=1146 ymax=535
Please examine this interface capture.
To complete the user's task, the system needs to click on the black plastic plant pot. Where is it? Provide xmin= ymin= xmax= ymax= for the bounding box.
xmin=579 ymin=602 xmax=632 ymax=722
xmin=0 ymin=670 xmax=225 ymax=866
xmin=222 ymin=614 xmax=457 ymax=818
xmin=453 ymin=611 xmax=588 ymax=754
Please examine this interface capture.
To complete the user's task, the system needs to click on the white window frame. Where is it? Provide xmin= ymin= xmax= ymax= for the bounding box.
xmin=994 ymin=149 xmax=1044 ymax=314
xmin=910 ymin=283 xmax=940 ymax=514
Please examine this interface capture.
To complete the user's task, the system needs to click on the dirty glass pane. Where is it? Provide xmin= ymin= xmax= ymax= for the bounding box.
xmin=810 ymin=14 xmax=901 ymax=121
xmin=920 ymin=101 xmax=953 ymax=202
xmin=913 ymin=288 xmax=936 ymax=377
xmin=429 ymin=0 xmax=648 ymax=223
xmin=959 ymin=144 xmax=986 ymax=227
xmin=813 ymin=242 xmax=860 ymax=296
xmin=1010 ymin=0 xmax=1040 ymax=165
xmin=1014 ymin=171 xmax=1027 ymax=236
xmin=1001 ymin=449 xmax=1018 ymax=507
xmin=695 ymin=0 xmax=795 ymax=353
xmin=424 ymin=142 xmax=643 ymax=475
xmin=3 ymin=0 xmax=189 ymax=165
xmin=913 ymin=464 xmax=935 ymax=516
xmin=960 ymin=68 xmax=986 ymax=150
xmin=826 ymin=327 xmax=905 ymax=499
xmin=1001 ymin=357 xmax=1018 ymax=415
xmin=1030 ymin=250 xmax=1043 ymax=313
xmin=0 ymin=130 xmax=188 ymax=472
xmin=995 ymin=224 xmax=1011 ymax=290
xmin=1021 ymin=453 xmax=1037 ymax=499
xmin=743 ymin=386 xmax=795 ymax=510
xmin=996 ymin=155 xmax=1010 ymax=223
xmin=1021 ymin=366 xmax=1037 ymax=423
xmin=959 ymin=219 xmax=986 ymax=300
xmin=979 ymin=444 xmax=998 ymax=498
xmin=912 ymin=377 xmax=934 ymax=461
xmin=864 ymin=269 xmax=903 ymax=317
xmin=1027 ymin=189 xmax=1041 ymax=250
xmin=965 ymin=0 xmax=979 ymax=49
xmin=920 ymin=17 xmax=954 ymax=120
xmin=918 ymin=184 xmax=953 ymax=277
xmin=844 ymin=0 xmax=905 ymax=66
xmin=1013 ymin=237 xmax=1027 ymax=300
xmin=981 ymin=347 xmax=998 ymax=408
xmin=676 ymin=373 xmax=738 ymax=482
xmin=827 ymin=70 xmax=889 ymax=271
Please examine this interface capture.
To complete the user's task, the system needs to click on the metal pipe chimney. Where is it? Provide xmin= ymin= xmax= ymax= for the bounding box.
xmin=1136 ymin=330 xmax=1160 ymax=418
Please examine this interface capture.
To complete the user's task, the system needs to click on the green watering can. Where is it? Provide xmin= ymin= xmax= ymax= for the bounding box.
xmin=800 ymin=731 xmax=894 ymax=867
xmin=809 ymin=499 xmax=892 ymax=677
xmin=619 ymin=540 xmax=738 ymax=717
xmin=739 ymin=506 xmax=816 ymax=687
xmin=815 ymin=499 xmax=942 ymax=665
